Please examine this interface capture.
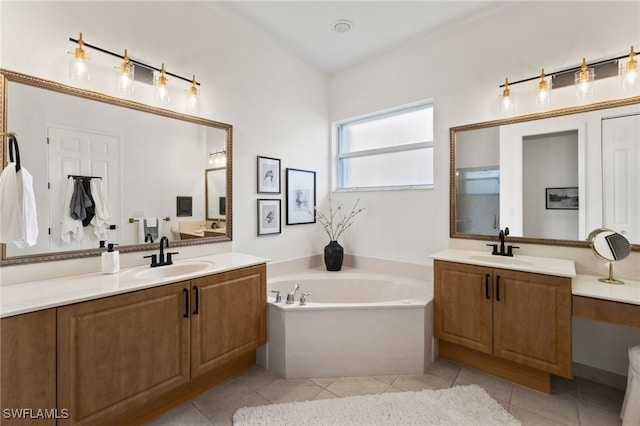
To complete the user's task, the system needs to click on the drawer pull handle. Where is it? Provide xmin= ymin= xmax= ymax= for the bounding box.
xmin=183 ymin=288 xmax=190 ymax=318
xmin=193 ymin=286 xmax=200 ymax=315
xmin=496 ymin=276 xmax=501 ymax=302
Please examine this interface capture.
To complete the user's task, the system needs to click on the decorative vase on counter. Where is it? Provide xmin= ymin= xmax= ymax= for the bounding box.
xmin=324 ymin=240 xmax=344 ymax=271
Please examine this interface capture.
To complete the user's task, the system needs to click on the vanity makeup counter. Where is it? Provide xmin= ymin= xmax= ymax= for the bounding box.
xmin=573 ymin=275 xmax=640 ymax=305
xmin=0 ymin=251 xmax=268 ymax=318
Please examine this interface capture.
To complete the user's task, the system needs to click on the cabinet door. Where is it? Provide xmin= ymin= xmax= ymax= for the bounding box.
xmin=1 ymin=309 xmax=57 ymax=426
xmin=57 ymin=281 xmax=190 ymax=425
xmin=190 ymin=264 xmax=266 ymax=377
xmin=493 ymin=269 xmax=572 ymax=378
xmin=434 ymin=261 xmax=493 ymax=354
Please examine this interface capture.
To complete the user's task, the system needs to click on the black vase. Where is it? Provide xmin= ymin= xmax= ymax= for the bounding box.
xmin=324 ymin=240 xmax=344 ymax=271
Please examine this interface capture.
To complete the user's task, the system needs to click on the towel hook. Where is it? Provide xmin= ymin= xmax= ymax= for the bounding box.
xmin=2 ymin=133 xmax=21 ymax=172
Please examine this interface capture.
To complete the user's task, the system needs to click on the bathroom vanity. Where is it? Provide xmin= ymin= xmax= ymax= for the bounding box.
xmin=0 ymin=253 xmax=267 ymax=425
xmin=432 ymin=249 xmax=576 ymax=393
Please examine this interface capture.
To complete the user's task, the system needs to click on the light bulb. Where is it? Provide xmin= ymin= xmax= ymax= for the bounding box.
xmin=622 ymin=46 xmax=640 ymax=91
xmin=536 ymin=68 xmax=550 ymax=106
xmin=68 ymin=32 xmax=90 ymax=81
xmin=186 ymin=74 xmax=199 ymax=113
xmin=575 ymin=58 xmax=595 ymax=99
xmin=116 ymin=49 xmax=135 ymax=94
xmin=499 ymin=78 xmax=514 ymax=113
xmin=154 ymin=63 xmax=170 ymax=104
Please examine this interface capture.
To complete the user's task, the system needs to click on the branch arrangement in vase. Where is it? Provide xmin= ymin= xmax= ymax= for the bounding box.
xmin=315 ymin=198 xmax=364 ymax=241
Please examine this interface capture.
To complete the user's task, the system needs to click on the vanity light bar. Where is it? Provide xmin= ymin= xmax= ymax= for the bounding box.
xmin=68 ymin=36 xmax=200 ymax=87
xmin=499 ymin=49 xmax=637 ymax=90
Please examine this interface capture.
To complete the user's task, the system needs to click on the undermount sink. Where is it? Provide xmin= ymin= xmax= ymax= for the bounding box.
xmin=134 ymin=261 xmax=214 ymax=280
xmin=468 ymin=255 xmax=532 ymax=266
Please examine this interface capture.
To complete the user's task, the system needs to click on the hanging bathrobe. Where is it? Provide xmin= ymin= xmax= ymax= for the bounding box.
xmin=0 ymin=136 xmax=38 ymax=247
xmin=90 ymin=178 xmax=112 ymax=238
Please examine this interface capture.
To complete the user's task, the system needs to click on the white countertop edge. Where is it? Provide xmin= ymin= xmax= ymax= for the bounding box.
xmin=572 ymin=274 xmax=640 ymax=306
xmin=0 ymin=252 xmax=269 ymax=318
xmin=431 ymin=249 xmax=576 ymax=278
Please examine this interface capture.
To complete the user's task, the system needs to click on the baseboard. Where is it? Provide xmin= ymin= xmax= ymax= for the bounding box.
xmin=573 ymin=362 xmax=628 ymax=390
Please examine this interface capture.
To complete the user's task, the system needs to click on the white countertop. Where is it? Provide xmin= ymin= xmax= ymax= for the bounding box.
xmin=431 ymin=249 xmax=576 ymax=278
xmin=0 ymin=252 xmax=268 ymax=318
xmin=573 ymin=274 xmax=640 ymax=306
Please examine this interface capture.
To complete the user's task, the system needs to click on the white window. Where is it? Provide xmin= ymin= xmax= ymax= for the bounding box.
xmin=335 ymin=101 xmax=434 ymax=191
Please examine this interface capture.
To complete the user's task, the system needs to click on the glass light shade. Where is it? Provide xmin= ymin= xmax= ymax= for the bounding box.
xmin=186 ymin=92 xmax=199 ymax=113
xmin=154 ymin=65 xmax=170 ymax=104
xmin=69 ymin=56 xmax=90 ymax=81
xmin=116 ymin=62 xmax=135 ymax=94
xmin=622 ymin=49 xmax=639 ymax=91
xmin=186 ymin=76 xmax=199 ymax=113
xmin=575 ymin=59 xmax=595 ymax=98
xmin=68 ymin=33 xmax=90 ymax=82
xmin=499 ymin=79 xmax=514 ymax=113
xmin=536 ymin=70 xmax=551 ymax=106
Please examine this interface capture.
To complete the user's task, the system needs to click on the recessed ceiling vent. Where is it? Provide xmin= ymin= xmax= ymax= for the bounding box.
xmin=332 ymin=19 xmax=353 ymax=34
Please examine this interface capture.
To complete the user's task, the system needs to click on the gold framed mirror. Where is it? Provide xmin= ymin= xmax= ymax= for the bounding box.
xmin=0 ymin=69 xmax=233 ymax=265
xmin=450 ymin=95 xmax=640 ymax=250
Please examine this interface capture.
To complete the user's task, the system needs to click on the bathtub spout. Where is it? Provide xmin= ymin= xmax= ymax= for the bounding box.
xmin=286 ymin=284 xmax=300 ymax=304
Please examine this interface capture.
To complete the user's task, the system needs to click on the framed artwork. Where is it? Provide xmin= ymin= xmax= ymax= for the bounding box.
xmin=257 ymin=156 xmax=281 ymax=194
xmin=545 ymin=187 xmax=579 ymax=210
xmin=257 ymin=199 xmax=281 ymax=235
xmin=286 ymin=168 xmax=316 ymax=225
xmin=176 ymin=196 xmax=193 ymax=217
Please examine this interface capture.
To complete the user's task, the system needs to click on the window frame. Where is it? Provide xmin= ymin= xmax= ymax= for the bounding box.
xmin=333 ymin=100 xmax=435 ymax=192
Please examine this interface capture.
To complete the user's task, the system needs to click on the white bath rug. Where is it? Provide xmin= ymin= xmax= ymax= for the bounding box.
xmin=233 ymin=384 xmax=521 ymax=426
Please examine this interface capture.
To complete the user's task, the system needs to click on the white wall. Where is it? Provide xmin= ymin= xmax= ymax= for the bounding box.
xmin=329 ymin=1 xmax=640 ymax=376
xmin=0 ymin=1 xmax=330 ymax=278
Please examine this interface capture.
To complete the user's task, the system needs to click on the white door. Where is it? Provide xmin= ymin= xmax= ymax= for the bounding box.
xmin=602 ymin=114 xmax=640 ymax=242
xmin=48 ymin=126 xmax=120 ymax=252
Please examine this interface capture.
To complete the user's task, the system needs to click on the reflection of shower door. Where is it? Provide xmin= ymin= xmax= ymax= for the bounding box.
xmin=48 ymin=126 xmax=121 ymax=252
xmin=602 ymin=114 xmax=639 ymax=242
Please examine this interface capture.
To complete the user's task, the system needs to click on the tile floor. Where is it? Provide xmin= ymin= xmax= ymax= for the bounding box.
xmin=147 ymin=358 xmax=626 ymax=426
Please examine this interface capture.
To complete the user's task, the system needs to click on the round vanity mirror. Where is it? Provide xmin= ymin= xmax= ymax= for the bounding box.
xmin=588 ymin=228 xmax=631 ymax=284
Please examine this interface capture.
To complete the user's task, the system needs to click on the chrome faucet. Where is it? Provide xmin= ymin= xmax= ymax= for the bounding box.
xmin=286 ymin=284 xmax=300 ymax=304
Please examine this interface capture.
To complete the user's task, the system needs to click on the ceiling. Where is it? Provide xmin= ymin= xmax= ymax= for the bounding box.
xmin=207 ymin=1 xmax=509 ymax=74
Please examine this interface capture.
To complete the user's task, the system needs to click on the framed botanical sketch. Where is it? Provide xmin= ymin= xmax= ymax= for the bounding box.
xmin=257 ymin=199 xmax=281 ymax=235
xmin=286 ymin=168 xmax=316 ymax=225
xmin=257 ymin=156 xmax=281 ymax=194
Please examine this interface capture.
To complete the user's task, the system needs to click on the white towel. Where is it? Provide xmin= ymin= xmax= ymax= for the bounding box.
xmin=60 ymin=178 xmax=83 ymax=244
xmin=138 ymin=218 xmax=162 ymax=243
xmin=90 ymin=178 xmax=112 ymax=238
xmin=0 ymin=163 xmax=38 ymax=247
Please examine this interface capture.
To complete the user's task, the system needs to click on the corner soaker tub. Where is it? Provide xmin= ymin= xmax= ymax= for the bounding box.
xmin=265 ymin=267 xmax=434 ymax=378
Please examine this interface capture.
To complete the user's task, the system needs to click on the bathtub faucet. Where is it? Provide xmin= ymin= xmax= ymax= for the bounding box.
xmin=286 ymin=284 xmax=300 ymax=304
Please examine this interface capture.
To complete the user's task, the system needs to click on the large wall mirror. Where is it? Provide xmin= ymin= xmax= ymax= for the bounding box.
xmin=0 ymin=69 xmax=233 ymax=265
xmin=451 ymin=95 xmax=640 ymax=250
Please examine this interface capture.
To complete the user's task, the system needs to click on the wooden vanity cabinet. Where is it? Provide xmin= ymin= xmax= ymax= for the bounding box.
xmin=57 ymin=280 xmax=190 ymax=425
xmin=1 ymin=309 xmax=57 ymax=425
xmin=434 ymin=260 xmax=572 ymax=392
xmin=56 ymin=263 xmax=266 ymax=425
xmin=191 ymin=265 xmax=267 ymax=377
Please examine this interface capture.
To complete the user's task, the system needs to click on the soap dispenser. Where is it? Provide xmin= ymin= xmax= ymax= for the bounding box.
xmin=101 ymin=243 xmax=120 ymax=274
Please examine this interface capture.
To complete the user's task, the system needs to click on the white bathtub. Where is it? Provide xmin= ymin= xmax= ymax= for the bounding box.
xmin=265 ymin=267 xmax=434 ymax=379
